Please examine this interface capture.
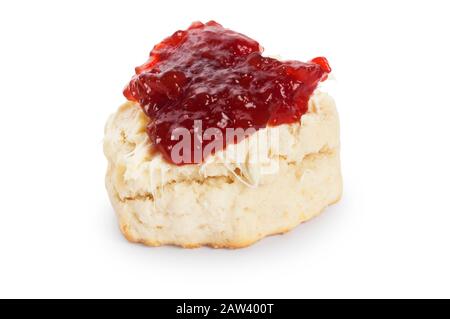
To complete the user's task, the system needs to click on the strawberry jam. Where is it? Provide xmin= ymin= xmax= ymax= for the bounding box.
xmin=124 ymin=21 xmax=331 ymax=164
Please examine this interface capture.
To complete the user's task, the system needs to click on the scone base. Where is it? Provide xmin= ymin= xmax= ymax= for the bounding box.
xmin=104 ymin=92 xmax=342 ymax=248
xmin=106 ymin=151 xmax=342 ymax=249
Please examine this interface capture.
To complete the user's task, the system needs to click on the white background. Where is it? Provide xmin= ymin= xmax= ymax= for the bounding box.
xmin=0 ymin=0 xmax=449 ymax=298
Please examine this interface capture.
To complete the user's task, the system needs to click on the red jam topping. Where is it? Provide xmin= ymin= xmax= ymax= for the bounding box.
xmin=124 ymin=21 xmax=331 ymax=164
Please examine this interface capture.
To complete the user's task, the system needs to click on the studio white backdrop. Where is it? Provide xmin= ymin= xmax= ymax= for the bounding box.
xmin=0 ymin=0 xmax=449 ymax=298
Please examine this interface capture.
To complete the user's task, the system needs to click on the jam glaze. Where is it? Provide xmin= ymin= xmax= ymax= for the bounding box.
xmin=124 ymin=21 xmax=331 ymax=164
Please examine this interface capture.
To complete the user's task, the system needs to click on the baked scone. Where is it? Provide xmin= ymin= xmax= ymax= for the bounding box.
xmin=104 ymin=21 xmax=342 ymax=248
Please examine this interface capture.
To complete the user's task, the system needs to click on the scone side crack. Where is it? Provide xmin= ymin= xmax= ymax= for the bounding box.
xmin=113 ymin=147 xmax=339 ymax=204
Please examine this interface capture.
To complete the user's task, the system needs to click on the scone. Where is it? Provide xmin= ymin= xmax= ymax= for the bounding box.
xmin=104 ymin=21 xmax=342 ymax=248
